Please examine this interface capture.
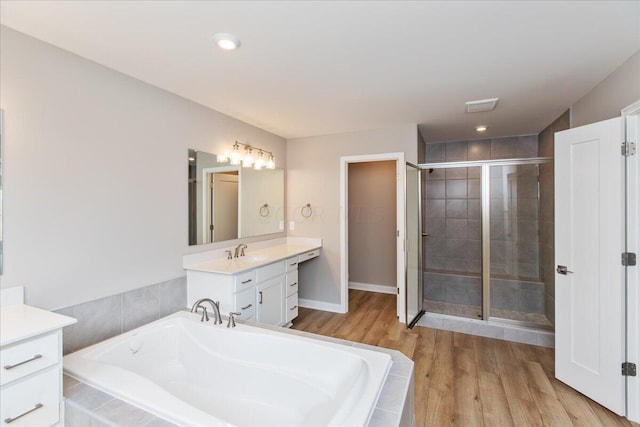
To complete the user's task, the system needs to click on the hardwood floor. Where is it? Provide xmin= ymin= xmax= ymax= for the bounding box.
xmin=292 ymin=290 xmax=638 ymax=427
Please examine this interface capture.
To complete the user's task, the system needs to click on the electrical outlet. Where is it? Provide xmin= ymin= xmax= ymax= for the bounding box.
xmin=279 ymin=220 xmax=284 ymax=230
xmin=289 ymin=221 xmax=295 ymax=231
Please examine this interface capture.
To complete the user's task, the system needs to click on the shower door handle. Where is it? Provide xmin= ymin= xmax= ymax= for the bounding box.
xmin=556 ymin=265 xmax=574 ymax=275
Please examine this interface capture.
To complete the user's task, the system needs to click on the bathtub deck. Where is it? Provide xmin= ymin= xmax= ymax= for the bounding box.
xmin=63 ymin=309 xmax=414 ymax=427
xmin=292 ymin=289 xmax=638 ymax=427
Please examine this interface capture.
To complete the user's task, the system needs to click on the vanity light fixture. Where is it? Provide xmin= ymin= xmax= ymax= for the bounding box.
xmin=220 ymin=141 xmax=275 ymax=170
xmin=212 ymin=33 xmax=241 ymax=51
xmin=475 ymin=125 xmax=488 ymax=132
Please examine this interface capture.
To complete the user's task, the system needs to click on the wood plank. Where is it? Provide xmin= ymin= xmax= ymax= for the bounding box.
xmin=477 ymin=370 xmax=515 ymax=427
xmin=291 ymin=290 xmax=635 ymax=427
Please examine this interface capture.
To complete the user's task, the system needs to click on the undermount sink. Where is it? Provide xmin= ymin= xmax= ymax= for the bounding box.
xmin=237 ymin=255 xmax=269 ymax=263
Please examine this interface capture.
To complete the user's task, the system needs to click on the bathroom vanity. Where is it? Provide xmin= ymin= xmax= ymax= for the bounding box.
xmin=184 ymin=238 xmax=321 ymax=326
xmin=0 ymin=288 xmax=76 ymax=427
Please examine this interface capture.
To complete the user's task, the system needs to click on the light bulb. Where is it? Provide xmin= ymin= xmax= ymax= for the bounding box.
xmin=266 ymin=154 xmax=275 ymax=169
xmin=243 ymin=147 xmax=254 ymax=168
xmin=229 ymin=143 xmax=241 ymax=165
xmin=254 ymin=151 xmax=265 ymax=170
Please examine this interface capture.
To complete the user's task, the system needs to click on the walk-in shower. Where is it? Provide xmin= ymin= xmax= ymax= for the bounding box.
xmin=418 ymin=137 xmax=553 ymax=331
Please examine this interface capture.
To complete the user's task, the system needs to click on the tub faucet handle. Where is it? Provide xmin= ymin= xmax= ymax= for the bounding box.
xmin=198 ymin=307 xmax=209 ymax=322
xmin=225 ymin=250 xmax=233 ymax=260
xmin=227 ymin=312 xmax=241 ymax=328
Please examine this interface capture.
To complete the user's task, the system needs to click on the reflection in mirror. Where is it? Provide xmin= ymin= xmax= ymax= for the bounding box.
xmin=188 ymin=149 xmax=284 ymax=246
xmin=0 ymin=109 xmax=3 ymax=273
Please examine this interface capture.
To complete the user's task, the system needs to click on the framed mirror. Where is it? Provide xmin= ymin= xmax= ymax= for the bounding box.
xmin=188 ymin=149 xmax=284 ymax=246
xmin=0 ymin=109 xmax=3 ymax=273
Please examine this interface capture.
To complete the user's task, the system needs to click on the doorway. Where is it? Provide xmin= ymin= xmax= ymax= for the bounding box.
xmin=339 ymin=152 xmax=406 ymax=321
xmin=347 ymin=161 xmax=397 ymax=295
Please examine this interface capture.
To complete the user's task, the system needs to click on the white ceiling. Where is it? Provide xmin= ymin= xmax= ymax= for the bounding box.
xmin=1 ymin=1 xmax=639 ymax=141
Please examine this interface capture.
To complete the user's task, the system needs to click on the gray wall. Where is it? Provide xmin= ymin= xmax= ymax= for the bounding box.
xmin=0 ymin=26 xmax=286 ymax=310
xmin=572 ymin=50 xmax=640 ymax=127
xmin=538 ymin=110 xmax=570 ymax=326
xmin=286 ymin=126 xmax=418 ymax=306
xmin=348 ymin=161 xmax=396 ymax=288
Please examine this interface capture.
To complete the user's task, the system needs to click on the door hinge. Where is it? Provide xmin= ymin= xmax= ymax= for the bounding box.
xmin=621 ymin=141 xmax=636 ymax=156
xmin=397 ymin=288 xmax=400 ymax=295
xmin=622 ymin=362 xmax=637 ymax=376
xmin=622 ymin=252 xmax=637 ymax=266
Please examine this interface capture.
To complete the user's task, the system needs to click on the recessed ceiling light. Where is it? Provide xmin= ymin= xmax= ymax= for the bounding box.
xmin=213 ymin=33 xmax=241 ymax=51
xmin=475 ymin=125 xmax=488 ymax=132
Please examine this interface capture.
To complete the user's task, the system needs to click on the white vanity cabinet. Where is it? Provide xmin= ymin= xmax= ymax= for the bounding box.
xmin=0 ymin=304 xmax=76 ymax=427
xmin=285 ymin=257 xmax=299 ymax=324
xmin=185 ymin=243 xmax=321 ymax=328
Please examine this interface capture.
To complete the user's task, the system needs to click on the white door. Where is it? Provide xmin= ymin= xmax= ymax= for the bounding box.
xmin=555 ymin=117 xmax=625 ymax=415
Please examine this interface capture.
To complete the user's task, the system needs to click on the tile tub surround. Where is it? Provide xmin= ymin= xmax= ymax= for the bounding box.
xmin=54 ymin=276 xmax=186 ymax=355
xmin=64 ymin=375 xmax=178 ymax=427
xmin=63 ymin=321 xmax=414 ymax=427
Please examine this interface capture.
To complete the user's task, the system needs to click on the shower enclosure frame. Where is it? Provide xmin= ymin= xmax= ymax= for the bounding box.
xmin=418 ymin=156 xmax=553 ymax=329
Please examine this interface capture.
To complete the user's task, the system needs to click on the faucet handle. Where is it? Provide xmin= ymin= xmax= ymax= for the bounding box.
xmin=227 ymin=312 xmax=241 ymax=328
xmin=198 ymin=307 xmax=209 ymax=322
xmin=240 ymin=246 xmax=246 ymax=257
xmin=225 ymin=250 xmax=233 ymax=260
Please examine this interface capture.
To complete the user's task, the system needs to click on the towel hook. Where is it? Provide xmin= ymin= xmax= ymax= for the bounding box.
xmin=259 ymin=203 xmax=270 ymax=217
xmin=301 ymin=203 xmax=312 ymax=219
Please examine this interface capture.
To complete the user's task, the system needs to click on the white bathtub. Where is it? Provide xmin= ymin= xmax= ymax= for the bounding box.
xmin=63 ymin=311 xmax=392 ymax=427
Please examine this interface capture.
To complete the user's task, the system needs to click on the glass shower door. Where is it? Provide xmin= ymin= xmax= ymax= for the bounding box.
xmin=406 ymin=163 xmax=424 ymax=327
xmin=423 ymin=165 xmax=483 ymax=320
xmin=488 ymin=163 xmax=550 ymax=327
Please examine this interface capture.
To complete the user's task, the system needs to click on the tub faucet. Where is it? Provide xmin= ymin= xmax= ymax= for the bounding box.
xmin=234 ymin=244 xmax=247 ymax=258
xmin=190 ymin=298 xmax=223 ymax=325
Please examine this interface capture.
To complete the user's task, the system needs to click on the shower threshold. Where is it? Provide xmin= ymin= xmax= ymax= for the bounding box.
xmin=424 ymin=299 xmax=552 ymax=328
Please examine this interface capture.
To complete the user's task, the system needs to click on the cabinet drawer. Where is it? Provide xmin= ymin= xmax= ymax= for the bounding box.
xmin=256 ymin=261 xmax=285 ymax=283
xmin=0 ymin=366 xmax=60 ymax=427
xmin=234 ymin=287 xmax=256 ymax=320
xmin=298 ymin=249 xmax=319 ymax=263
xmin=1 ymin=332 xmax=59 ymax=386
xmin=233 ymin=270 xmax=256 ymax=293
xmin=285 ymin=293 xmax=299 ymax=323
xmin=286 ymin=256 xmax=299 ymax=272
xmin=286 ymin=269 xmax=299 ymax=297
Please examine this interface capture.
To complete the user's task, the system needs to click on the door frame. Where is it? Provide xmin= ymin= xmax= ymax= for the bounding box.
xmin=201 ymin=165 xmax=239 ymax=243
xmin=339 ymin=152 xmax=406 ymax=322
xmin=622 ymin=100 xmax=640 ymax=423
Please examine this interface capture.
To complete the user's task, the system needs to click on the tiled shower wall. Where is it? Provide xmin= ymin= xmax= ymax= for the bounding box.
xmin=537 ymin=110 xmax=570 ymax=326
xmin=422 ymin=135 xmax=541 ymax=312
xmin=54 ymin=276 xmax=187 ymax=355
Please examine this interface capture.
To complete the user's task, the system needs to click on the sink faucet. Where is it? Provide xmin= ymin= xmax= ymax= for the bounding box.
xmin=190 ymin=298 xmax=223 ymax=325
xmin=234 ymin=244 xmax=247 ymax=258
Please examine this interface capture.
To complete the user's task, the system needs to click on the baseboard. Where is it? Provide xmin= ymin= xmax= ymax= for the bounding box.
xmin=349 ymin=281 xmax=397 ymax=295
xmin=298 ymin=298 xmax=344 ymax=313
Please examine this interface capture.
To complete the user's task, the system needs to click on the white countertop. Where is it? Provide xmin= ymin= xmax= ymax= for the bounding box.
xmin=184 ymin=242 xmax=321 ymax=275
xmin=1 ymin=304 xmax=77 ymax=347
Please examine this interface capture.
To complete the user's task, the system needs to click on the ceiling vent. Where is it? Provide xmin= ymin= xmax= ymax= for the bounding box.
xmin=465 ymin=98 xmax=499 ymax=113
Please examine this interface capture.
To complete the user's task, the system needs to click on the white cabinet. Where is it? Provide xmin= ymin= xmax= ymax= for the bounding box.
xmin=0 ymin=304 xmax=76 ymax=427
xmin=285 ymin=257 xmax=299 ymax=325
xmin=256 ymin=276 xmax=284 ymax=325
xmin=186 ymin=247 xmax=320 ymax=328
